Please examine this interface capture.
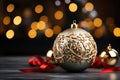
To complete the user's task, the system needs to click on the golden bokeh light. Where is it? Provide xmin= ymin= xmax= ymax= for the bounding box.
xmin=6 ymin=29 xmax=14 ymax=39
xmin=35 ymin=4 xmax=43 ymax=14
xmin=37 ymin=21 xmax=46 ymax=30
xmin=85 ymin=2 xmax=94 ymax=11
xmin=93 ymin=18 xmax=102 ymax=27
xmin=31 ymin=21 xmax=38 ymax=30
xmin=6 ymin=3 xmax=15 ymax=12
xmin=53 ymin=25 xmax=62 ymax=34
xmin=13 ymin=16 xmax=22 ymax=25
xmin=113 ymin=27 xmax=120 ymax=37
xmin=85 ymin=18 xmax=95 ymax=30
xmin=40 ymin=15 xmax=48 ymax=22
xmin=3 ymin=16 xmax=11 ymax=25
xmin=69 ymin=3 xmax=78 ymax=12
xmin=45 ymin=28 xmax=53 ymax=38
xmin=54 ymin=10 xmax=63 ymax=20
xmin=28 ymin=29 xmax=37 ymax=39
xmin=94 ymin=27 xmax=105 ymax=38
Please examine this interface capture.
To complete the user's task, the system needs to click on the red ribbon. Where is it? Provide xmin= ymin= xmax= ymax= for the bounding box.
xmin=21 ymin=56 xmax=120 ymax=73
xmin=20 ymin=55 xmax=55 ymax=73
xmin=90 ymin=57 xmax=120 ymax=73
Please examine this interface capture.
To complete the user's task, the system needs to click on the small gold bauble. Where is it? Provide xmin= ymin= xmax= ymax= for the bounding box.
xmin=99 ymin=44 xmax=119 ymax=66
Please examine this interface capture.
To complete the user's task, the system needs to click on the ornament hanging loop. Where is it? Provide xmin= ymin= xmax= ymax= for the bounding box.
xmin=71 ymin=20 xmax=78 ymax=29
xmin=107 ymin=44 xmax=112 ymax=50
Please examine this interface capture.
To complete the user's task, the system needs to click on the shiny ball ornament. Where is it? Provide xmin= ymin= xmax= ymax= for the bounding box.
xmin=99 ymin=44 xmax=119 ymax=67
xmin=52 ymin=21 xmax=97 ymax=72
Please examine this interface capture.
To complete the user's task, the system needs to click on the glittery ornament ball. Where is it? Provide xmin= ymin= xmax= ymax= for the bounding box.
xmin=52 ymin=22 xmax=97 ymax=72
xmin=99 ymin=44 xmax=119 ymax=67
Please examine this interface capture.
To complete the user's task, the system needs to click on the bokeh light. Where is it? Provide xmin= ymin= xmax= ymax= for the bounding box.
xmin=85 ymin=2 xmax=94 ymax=11
xmin=6 ymin=3 xmax=15 ymax=12
xmin=89 ymin=10 xmax=97 ymax=18
xmin=31 ymin=21 xmax=38 ymax=30
xmin=53 ymin=25 xmax=62 ymax=34
xmin=79 ymin=21 xmax=88 ymax=28
xmin=85 ymin=18 xmax=95 ymax=30
xmin=3 ymin=16 xmax=11 ymax=25
xmin=55 ymin=0 xmax=61 ymax=6
xmin=93 ymin=18 xmax=102 ymax=27
xmin=40 ymin=15 xmax=48 ymax=22
xmin=35 ymin=4 xmax=43 ymax=14
xmin=69 ymin=3 xmax=78 ymax=12
xmin=65 ymin=0 xmax=71 ymax=4
xmin=45 ymin=28 xmax=53 ymax=38
xmin=6 ymin=29 xmax=15 ymax=39
xmin=28 ymin=29 xmax=37 ymax=39
xmin=37 ymin=21 xmax=46 ymax=30
xmin=113 ymin=27 xmax=120 ymax=37
xmin=54 ymin=10 xmax=63 ymax=20
xmin=13 ymin=16 xmax=22 ymax=25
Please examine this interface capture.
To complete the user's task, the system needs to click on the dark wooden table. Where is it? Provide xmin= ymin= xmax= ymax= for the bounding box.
xmin=0 ymin=56 xmax=120 ymax=80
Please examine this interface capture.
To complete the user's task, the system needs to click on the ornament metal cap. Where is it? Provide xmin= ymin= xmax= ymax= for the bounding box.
xmin=107 ymin=44 xmax=112 ymax=50
xmin=71 ymin=20 xmax=78 ymax=29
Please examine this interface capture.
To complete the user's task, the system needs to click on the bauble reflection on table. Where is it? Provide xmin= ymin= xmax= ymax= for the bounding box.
xmin=99 ymin=44 xmax=119 ymax=67
xmin=52 ymin=20 xmax=97 ymax=72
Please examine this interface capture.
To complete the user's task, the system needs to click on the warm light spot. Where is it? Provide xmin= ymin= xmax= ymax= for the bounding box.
xmin=35 ymin=4 xmax=43 ymax=14
xmin=54 ymin=10 xmax=63 ymax=20
xmin=94 ymin=26 xmax=105 ymax=38
xmin=53 ymin=25 xmax=61 ymax=34
xmin=45 ymin=28 xmax=53 ymax=38
xmin=28 ymin=29 xmax=37 ymax=39
xmin=85 ymin=18 xmax=95 ymax=30
xmin=80 ymin=21 xmax=88 ymax=28
xmin=93 ymin=18 xmax=102 ymax=27
xmin=85 ymin=2 xmax=94 ymax=11
xmin=6 ymin=29 xmax=14 ymax=39
xmin=6 ymin=3 xmax=15 ymax=12
xmin=113 ymin=27 xmax=120 ymax=37
xmin=37 ymin=21 xmax=46 ymax=30
xmin=13 ymin=16 xmax=22 ymax=25
xmin=40 ymin=16 xmax=48 ymax=22
xmin=23 ymin=8 xmax=32 ymax=18
xmin=69 ymin=3 xmax=78 ymax=12
xmin=31 ymin=21 xmax=38 ymax=30
xmin=3 ymin=16 xmax=11 ymax=25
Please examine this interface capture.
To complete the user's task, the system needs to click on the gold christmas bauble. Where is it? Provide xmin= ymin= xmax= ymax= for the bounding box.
xmin=52 ymin=21 xmax=97 ymax=72
xmin=99 ymin=44 xmax=119 ymax=67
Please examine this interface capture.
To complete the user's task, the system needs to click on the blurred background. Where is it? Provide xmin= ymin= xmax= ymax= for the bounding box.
xmin=0 ymin=0 xmax=120 ymax=56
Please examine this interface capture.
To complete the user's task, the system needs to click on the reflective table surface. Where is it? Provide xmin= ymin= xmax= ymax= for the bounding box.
xmin=0 ymin=56 xmax=120 ymax=80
